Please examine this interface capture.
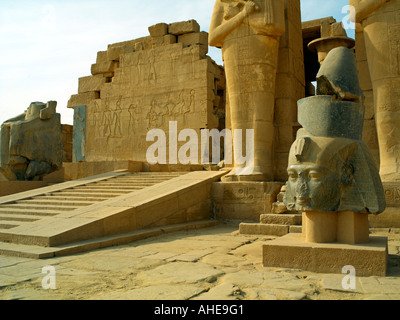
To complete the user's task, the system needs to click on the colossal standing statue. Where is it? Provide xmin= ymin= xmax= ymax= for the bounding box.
xmin=209 ymin=0 xmax=285 ymax=181
xmin=350 ymin=0 xmax=400 ymax=181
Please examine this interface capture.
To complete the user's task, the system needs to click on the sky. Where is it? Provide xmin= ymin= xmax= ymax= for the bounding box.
xmin=0 ymin=0 xmax=355 ymax=126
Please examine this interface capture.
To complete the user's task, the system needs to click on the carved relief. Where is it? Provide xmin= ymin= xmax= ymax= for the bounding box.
xmin=384 ymin=184 xmax=400 ymax=207
xmin=223 ymin=186 xmax=257 ymax=202
xmin=111 ymin=96 xmax=123 ymax=138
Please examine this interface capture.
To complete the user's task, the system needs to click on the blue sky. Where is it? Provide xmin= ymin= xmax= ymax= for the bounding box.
xmin=0 ymin=0 xmax=354 ymax=126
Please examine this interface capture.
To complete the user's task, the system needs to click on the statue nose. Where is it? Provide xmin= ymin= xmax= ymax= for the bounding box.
xmin=295 ymin=176 xmax=309 ymax=198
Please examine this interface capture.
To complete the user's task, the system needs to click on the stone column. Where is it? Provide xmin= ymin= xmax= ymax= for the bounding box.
xmin=350 ymin=0 xmax=400 ymax=182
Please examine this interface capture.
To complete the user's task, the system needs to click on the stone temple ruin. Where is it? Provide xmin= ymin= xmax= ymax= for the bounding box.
xmin=0 ymin=0 xmax=399 ymax=279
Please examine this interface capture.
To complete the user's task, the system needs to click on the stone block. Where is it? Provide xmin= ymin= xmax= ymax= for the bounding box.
xmin=271 ymin=202 xmax=289 ymax=214
xmin=239 ymin=223 xmax=289 ymax=236
xmin=178 ymin=32 xmax=208 ymax=47
xmin=78 ymin=75 xmax=106 ymax=94
xmin=289 ymin=225 xmax=302 ymax=233
xmin=169 ymin=20 xmax=200 ymax=35
xmin=212 ymin=182 xmax=281 ymax=221
xmin=96 ymin=51 xmax=109 ymax=64
xmin=67 ymin=92 xmax=99 ymax=109
xmin=263 ymin=233 xmax=388 ymax=277
xmin=91 ymin=61 xmax=119 ymax=75
xmin=108 ymin=45 xmax=135 ymax=61
xmin=260 ymin=213 xmax=302 ymax=226
xmin=151 ymin=34 xmax=177 ymax=47
xmin=148 ymin=23 xmax=169 ymax=37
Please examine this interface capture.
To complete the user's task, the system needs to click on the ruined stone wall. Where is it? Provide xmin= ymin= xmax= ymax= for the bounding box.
xmin=68 ymin=20 xmax=224 ymax=163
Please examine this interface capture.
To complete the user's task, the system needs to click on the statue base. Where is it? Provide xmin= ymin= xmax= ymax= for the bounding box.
xmin=263 ymin=233 xmax=388 ymax=277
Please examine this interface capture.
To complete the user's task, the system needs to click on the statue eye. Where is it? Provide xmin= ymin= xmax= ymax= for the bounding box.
xmin=309 ymin=171 xmax=323 ymax=180
xmin=288 ymin=171 xmax=298 ymax=180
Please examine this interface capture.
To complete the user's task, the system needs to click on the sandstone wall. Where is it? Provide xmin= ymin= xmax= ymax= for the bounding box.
xmin=68 ymin=20 xmax=225 ymax=164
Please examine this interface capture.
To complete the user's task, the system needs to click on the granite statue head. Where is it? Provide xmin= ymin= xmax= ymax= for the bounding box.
xmin=283 ymin=131 xmax=385 ymax=214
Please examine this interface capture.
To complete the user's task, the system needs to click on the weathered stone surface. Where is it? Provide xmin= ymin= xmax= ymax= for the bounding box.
xmin=308 ymin=21 xmax=355 ymax=65
xmin=78 ymin=75 xmax=106 ymax=94
xmin=260 ymin=214 xmax=302 ymax=226
xmin=284 ymin=47 xmax=386 ymax=218
xmin=169 ymin=20 xmax=200 ymax=35
xmin=148 ymin=23 xmax=169 ymax=38
xmin=350 ymin=0 xmax=400 ymax=181
xmin=72 ymin=105 xmax=86 ymax=162
xmin=263 ymin=234 xmax=388 ymax=277
xmin=209 ymin=0 xmax=285 ymax=181
xmin=136 ymin=261 xmax=224 ymax=285
xmin=239 ymin=223 xmax=289 ymax=236
xmin=0 ymin=101 xmax=63 ymax=181
xmin=0 ymin=225 xmax=399 ymax=300
xmin=67 ymin=20 xmax=224 ymax=164
xmin=211 ymin=182 xmax=282 ymax=221
xmin=178 ymin=32 xmax=208 ymax=47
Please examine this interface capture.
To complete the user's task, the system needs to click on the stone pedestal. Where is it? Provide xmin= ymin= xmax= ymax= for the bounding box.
xmin=302 ymin=211 xmax=370 ymax=244
xmin=263 ymin=233 xmax=388 ymax=277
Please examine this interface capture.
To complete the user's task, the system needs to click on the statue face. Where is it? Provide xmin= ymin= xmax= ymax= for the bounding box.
xmin=284 ymin=163 xmax=342 ymax=212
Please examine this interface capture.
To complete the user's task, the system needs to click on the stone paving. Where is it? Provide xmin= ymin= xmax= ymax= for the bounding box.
xmin=0 ymin=221 xmax=399 ymax=300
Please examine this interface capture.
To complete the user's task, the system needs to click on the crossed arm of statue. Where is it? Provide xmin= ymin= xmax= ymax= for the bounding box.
xmin=209 ymin=0 xmax=259 ymax=47
xmin=350 ymin=0 xmax=390 ymax=22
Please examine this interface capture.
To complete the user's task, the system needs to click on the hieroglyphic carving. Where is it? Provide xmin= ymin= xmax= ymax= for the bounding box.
xmin=111 ymin=96 xmax=122 ymax=138
xmin=223 ymin=186 xmax=258 ymax=202
xmin=71 ymin=20 xmax=223 ymax=163
xmin=384 ymin=183 xmax=400 ymax=207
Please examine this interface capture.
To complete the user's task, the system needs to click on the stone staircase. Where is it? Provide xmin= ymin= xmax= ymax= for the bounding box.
xmin=0 ymin=170 xmax=227 ymax=259
xmin=0 ymin=172 xmax=184 ymax=231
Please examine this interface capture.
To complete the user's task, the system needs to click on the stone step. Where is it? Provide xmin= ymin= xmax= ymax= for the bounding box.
xmin=111 ymin=178 xmax=180 ymax=183
xmin=59 ymin=188 xmax=135 ymax=194
xmin=124 ymin=173 xmax=186 ymax=176
xmin=0 ymin=204 xmax=78 ymax=211
xmin=72 ymin=185 xmax=145 ymax=190
xmin=0 ymin=223 xmax=20 ymax=230
xmin=0 ymin=214 xmax=40 ymax=222
xmin=260 ymin=214 xmax=302 ymax=226
xmin=16 ymin=199 xmax=97 ymax=207
xmin=0 ymin=170 xmax=227 ymax=256
xmin=92 ymin=182 xmax=156 ymax=187
xmin=239 ymin=223 xmax=290 ymax=237
xmin=0 ymin=208 xmax=62 ymax=217
xmin=0 ymin=220 xmax=219 ymax=259
xmin=36 ymin=196 xmax=111 ymax=202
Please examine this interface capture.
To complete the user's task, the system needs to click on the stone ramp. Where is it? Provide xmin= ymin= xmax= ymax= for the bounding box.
xmin=0 ymin=170 xmax=226 ymax=258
